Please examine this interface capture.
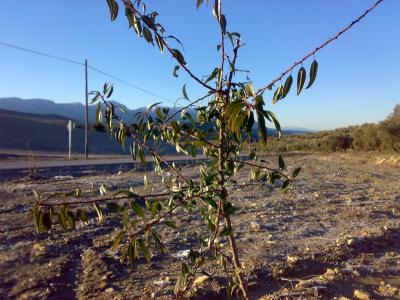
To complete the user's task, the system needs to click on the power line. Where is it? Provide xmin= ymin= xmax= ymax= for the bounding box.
xmin=87 ymin=65 xmax=173 ymax=103
xmin=0 ymin=41 xmax=84 ymax=66
xmin=0 ymin=40 xmax=174 ymax=103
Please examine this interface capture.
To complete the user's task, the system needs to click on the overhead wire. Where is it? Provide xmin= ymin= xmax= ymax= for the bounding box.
xmin=0 ymin=40 xmax=175 ymax=104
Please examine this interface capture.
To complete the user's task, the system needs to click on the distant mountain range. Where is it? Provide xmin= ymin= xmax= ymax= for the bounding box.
xmin=0 ymin=97 xmax=312 ymax=155
xmin=0 ymin=97 xmax=144 ymax=123
xmin=0 ymin=97 xmax=310 ymax=134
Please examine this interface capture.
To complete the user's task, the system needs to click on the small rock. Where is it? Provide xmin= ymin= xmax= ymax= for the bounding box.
xmin=153 ymin=277 xmax=171 ymax=287
xmin=287 ymin=255 xmax=298 ymax=265
xmin=151 ymin=290 xmax=162 ymax=298
xmin=347 ymin=238 xmax=355 ymax=246
xmin=323 ymin=268 xmax=337 ymax=281
xmin=354 ymin=289 xmax=370 ymax=300
xmin=172 ymin=249 xmax=190 ymax=259
xmin=193 ymin=275 xmax=210 ymax=286
xmin=250 ymin=221 xmax=262 ymax=232
xmin=105 ymin=287 xmax=114 ymax=293
xmin=31 ymin=243 xmax=46 ymax=256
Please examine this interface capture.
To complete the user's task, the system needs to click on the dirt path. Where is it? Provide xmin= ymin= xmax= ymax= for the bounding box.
xmin=0 ymin=153 xmax=399 ymax=299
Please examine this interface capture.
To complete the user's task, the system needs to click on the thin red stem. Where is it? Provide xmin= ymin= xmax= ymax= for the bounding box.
xmin=255 ymin=0 xmax=384 ymax=95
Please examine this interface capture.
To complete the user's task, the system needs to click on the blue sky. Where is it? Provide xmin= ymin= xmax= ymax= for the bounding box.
xmin=0 ymin=0 xmax=398 ymax=130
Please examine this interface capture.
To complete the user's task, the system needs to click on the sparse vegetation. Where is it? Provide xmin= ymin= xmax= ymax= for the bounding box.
xmin=258 ymin=104 xmax=400 ymax=153
xmin=26 ymin=1 xmax=388 ymax=299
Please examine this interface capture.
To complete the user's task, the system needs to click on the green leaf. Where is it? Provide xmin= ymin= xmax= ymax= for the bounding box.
xmin=255 ymin=95 xmax=267 ymax=143
xmin=223 ymin=202 xmax=239 ymax=216
xmin=205 ymin=67 xmax=220 ymax=84
xmin=106 ymin=0 xmax=119 ymax=21
xmin=143 ymin=174 xmax=149 ymax=187
xmin=95 ymin=102 xmax=102 ymax=124
xmin=292 ymin=167 xmax=301 ymax=178
xmin=282 ymin=180 xmax=290 ymax=189
xmin=107 ymin=202 xmax=123 ymax=213
xmin=220 ymin=226 xmax=233 ymax=237
xmin=137 ymin=239 xmax=151 ymax=262
xmin=278 ymin=155 xmax=286 ymax=171
xmin=99 ymin=184 xmax=108 ymax=196
xmin=196 ymin=0 xmax=204 ymax=9
xmin=66 ymin=211 xmax=75 ymax=229
xmin=93 ymin=203 xmax=103 ymax=221
xmin=132 ymin=15 xmax=142 ymax=36
xmin=272 ymin=84 xmax=283 ymax=104
xmin=225 ymin=100 xmax=245 ymax=139
xmin=57 ymin=212 xmax=67 ymax=230
xmin=127 ymin=240 xmax=134 ymax=263
xmin=245 ymin=110 xmax=255 ymax=135
xmin=173 ymin=65 xmax=180 ymax=77
xmin=119 ymin=243 xmax=128 ymax=263
xmin=131 ymin=201 xmax=145 ymax=219
xmin=142 ymin=27 xmax=154 ymax=45
xmin=138 ymin=147 xmax=146 ymax=165
xmin=113 ymin=230 xmax=126 ymax=250
xmin=130 ymin=142 xmax=137 ymax=160
xmin=77 ymin=209 xmax=88 ymax=224
xmin=42 ymin=211 xmax=52 ymax=231
xmin=306 ymin=60 xmax=318 ymax=89
xmin=164 ymin=220 xmax=178 ymax=230
xmin=155 ymin=34 xmax=164 ymax=53
xmin=265 ymin=110 xmax=282 ymax=138
xmin=204 ymin=196 xmax=218 ymax=209
xmin=147 ymin=102 xmax=162 ymax=111
xmin=166 ymin=35 xmax=185 ymax=50
xmin=297 ymin=67 xmax=306 ymax=95
xmin=141 ymin=15 xmax=156 ymax=30
xmin=114 ymin=190 xmax=137 ymax=198
xmin=182 ymin=84 xmax=189 ymax=100
xmin=181 ymin=262 xmax=190 ymax=275
xmin=33 ymin=189 xmax=41 ymax=201
xmin=171 ymin=49 xmax=186 ymax=65
xmin=282 ymin=75 xmax=293 ymax=98
xmin=219 ymin=14 xmax=227 ymax=34
xmin=151 ymin=231 xmax=164 ymax=254
xmin=244 ymin=83 xmax=254 ymax=97
xmin=213 ymin=0 xmax=221 ymax=21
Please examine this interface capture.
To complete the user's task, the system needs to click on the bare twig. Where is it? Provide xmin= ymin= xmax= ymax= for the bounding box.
xmin=163 ymin=92 xmax=213 ymax=124
xmin=255 ymin=0 xmax=385 ymax=95
xmin=122 ymin=0 xmax=216 ymax=92
xmin=101 ymin=97 xmax=190 ymax=184
xmin=227 ymin=159 xmax=291 ymax=181
xmin=38 ymin=191 xmax=173 ymax=207
xmin=128 ymin=190 xmax=210 ymax=239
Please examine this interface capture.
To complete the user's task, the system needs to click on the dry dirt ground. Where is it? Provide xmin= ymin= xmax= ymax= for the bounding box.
xmin=0 ymin=153 xmax=399 ymax=299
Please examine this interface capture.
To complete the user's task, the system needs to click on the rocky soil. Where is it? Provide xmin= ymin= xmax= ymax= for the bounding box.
xmin=0 ymin=152 xmax=399 ymax=299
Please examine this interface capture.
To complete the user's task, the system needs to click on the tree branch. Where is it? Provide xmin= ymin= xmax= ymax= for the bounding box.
xmin=128 ymin=190 xmax=210 ymax=239
xmin=38 ymin=191 xmax=173 ymax=207
xmin=101 ymin=97 xmax=190 ymax=184
xmin=255 ymin=0 xmax=385 ymax=95
xmin=227 ymin=159 xmax=291 ymax=181
xmin=163 ymin=92 xmax=213 ymax=124
xmin=122 ymin=0 xmax=216 ymax=92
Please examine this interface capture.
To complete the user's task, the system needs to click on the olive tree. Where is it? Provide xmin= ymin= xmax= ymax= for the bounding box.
xmin=31 ymin=0 xmax=384 ymax=298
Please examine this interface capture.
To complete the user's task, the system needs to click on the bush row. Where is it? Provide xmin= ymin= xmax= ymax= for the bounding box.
xmin=258 ymin=104 xmax=400 ymax=153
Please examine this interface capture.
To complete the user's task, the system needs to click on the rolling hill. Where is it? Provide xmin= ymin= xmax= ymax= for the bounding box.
xmin=0 ymin=97 xmax=309 ymax=155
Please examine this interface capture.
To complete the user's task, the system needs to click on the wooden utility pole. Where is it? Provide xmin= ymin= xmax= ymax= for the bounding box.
xmin=84 ymin=59 xmax=89 ymax=159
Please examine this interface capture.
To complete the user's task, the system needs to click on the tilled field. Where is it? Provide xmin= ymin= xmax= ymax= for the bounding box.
xmin=0 ymin=153 xmax=399 ymax=299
